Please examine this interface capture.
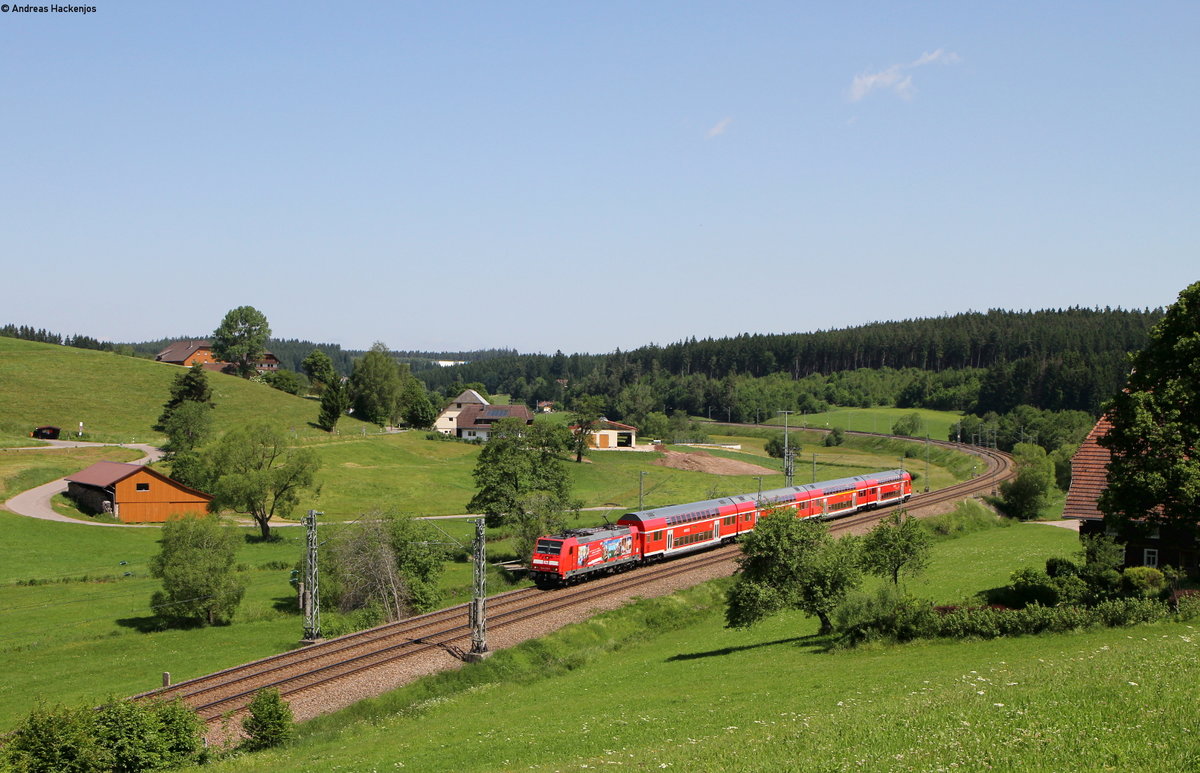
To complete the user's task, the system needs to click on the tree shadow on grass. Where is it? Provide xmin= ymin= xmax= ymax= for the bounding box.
xmin=666 ymin=633 xmax=830 ymax=662
xmin=116 ymin=615 xmax=205 ymax=634
xmin=273 ymin=594 xmax=300 ymax=614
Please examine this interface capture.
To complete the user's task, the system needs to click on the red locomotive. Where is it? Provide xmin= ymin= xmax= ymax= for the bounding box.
xmin=530 ymin=469 xmax=911 ymax=587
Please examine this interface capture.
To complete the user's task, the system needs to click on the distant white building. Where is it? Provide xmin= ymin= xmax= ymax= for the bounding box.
xmin=434 ymin=389 xmax=489 ymax=435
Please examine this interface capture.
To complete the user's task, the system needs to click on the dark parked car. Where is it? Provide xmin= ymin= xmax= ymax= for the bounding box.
xmin=31 ymin=425 xmax=61 ymax=440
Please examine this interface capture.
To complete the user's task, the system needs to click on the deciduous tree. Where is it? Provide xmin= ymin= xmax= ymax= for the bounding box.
xmin=860 ymin=510 xmax=932 ymax=585
xmin=1100 ymin=281 xmax=1200 ymax=534
xmin=162 ymin=400 xmax=213 ymax=457
xmin=349 ymin=342 xmax=404 ymax=427
xmin=468 ymin=418 xmax=574 ymax=527
xmin=568 ymin=394 xmax=606 ymax=463
xmin=300 ymin=348 xmax=337 ymax=393
xmin=204 ymin=423 xmax=322 ymax=538
xmin=725 ymin=512 xmax=861 ymax=634
xmin=149 ymin=515 xmax=245 ymax=626
xmin=999 ymin=442 xmax=1054 ymax=519
xmin=211 ymin=306 xmax=271 ymax=378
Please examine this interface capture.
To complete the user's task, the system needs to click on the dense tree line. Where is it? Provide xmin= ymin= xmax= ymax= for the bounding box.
xmin=416 ymin=308 xmax=1161 ymax=421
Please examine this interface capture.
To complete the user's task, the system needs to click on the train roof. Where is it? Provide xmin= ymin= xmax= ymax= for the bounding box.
xmin=618 ymin=469 xmax=909 ymax=526
xmin=555 ymin=525 xmax=633 ymax=544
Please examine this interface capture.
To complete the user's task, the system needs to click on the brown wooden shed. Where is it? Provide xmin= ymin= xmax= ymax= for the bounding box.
xmin=65 ymin=462 xmax=212 ymax=523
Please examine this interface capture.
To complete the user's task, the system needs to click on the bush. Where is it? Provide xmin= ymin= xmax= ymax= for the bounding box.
xmin=1045 ymin=556 xmax=1079 ymax=577
xmin=93 ymin=698 xmax=169 ymax=773
xmin=2 ymin=702 xmax=107 ymax=773
xmin=152 ymin=700 xmax=205 ymax=768
xmin=921 ymin=499 xmax=1005 ymax=538
xmin=241 ymin=689 xmax=294 ymax=751
xmin=1173 ymin=589 xmax=1200 ymax=620
xmin=1122 ymin=566 xmax=1167 ymax=598
xmin=824 ymin=427 xmax=845 ymax=447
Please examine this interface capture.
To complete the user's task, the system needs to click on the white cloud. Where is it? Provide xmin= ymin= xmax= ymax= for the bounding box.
xmin=848 ymin=49 xmax=960 ymax=102
xmin=706 ymin=117 xmax=733 ymax=138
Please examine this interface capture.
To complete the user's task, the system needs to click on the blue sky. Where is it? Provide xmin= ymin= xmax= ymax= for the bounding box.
xmin=2 ymin=2 xmax=1196 ymax=354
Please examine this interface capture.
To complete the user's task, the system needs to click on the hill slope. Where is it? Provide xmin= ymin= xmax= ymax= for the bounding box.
xmin=0 ymin=336 xmax=373 ymax=443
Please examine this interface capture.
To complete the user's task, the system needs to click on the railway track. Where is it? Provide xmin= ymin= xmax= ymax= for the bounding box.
xmin=135 ymin=435 xmax=1013 ymax=727
xmin=134 ymin=547 xmax=737 ymax=722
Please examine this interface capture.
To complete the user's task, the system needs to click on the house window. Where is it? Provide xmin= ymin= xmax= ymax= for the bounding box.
xmin=1144 ymin=548 xmax=1159 ymax=568
xmin=136 ymin=483 xmax=150 ymax=492
xmin=467 ymin=431 xmax=476 ymax=437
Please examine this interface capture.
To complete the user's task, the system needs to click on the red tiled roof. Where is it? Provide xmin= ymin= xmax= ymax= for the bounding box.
xmin=1063 ymin=416 xmax=1112 ymax=521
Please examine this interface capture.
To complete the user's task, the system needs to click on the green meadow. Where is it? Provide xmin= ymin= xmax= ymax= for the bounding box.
xmin=0 ymin=336 xmax=376 ymax=444
xmin=198 ymin=520 xmax=1200 ymax=773
xmin=753 ymin=405 xmax=964 ymax=441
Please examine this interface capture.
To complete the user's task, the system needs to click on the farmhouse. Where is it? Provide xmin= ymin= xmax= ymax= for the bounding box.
xmin=455 ymin=404 xmax=533 ymax=441
xmin=1063 ymin=416 xmax=1198 ymax=572
xmin=65 ymin=462 xmax=212 ymax=523
xmin=434 ymin=389 xmax=489 ymax=435
xmin=155 ymin=340 xmax=280 ymax=374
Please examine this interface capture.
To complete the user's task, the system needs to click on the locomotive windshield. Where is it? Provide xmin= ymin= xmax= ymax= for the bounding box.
xmin=535 ymin=539 xmax=564 ymax=554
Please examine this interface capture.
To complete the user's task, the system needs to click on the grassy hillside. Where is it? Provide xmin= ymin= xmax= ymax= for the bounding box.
xmin=0 ymin=336 xmax=375 ymax=443
xmin=199 ymin=522 xmax=1200 ymax=772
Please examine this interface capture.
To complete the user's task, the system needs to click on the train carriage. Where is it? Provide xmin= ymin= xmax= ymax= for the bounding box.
xmin=529 ymin=469 xmax=911 ymax=587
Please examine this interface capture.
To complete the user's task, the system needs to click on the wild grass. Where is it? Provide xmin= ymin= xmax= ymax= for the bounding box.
xmin=198 ymin=521 xmax=1200 ymax=773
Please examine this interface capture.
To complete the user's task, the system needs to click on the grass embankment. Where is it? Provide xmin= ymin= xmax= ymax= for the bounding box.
xmin=0 ymin=336 xmax=375 ymax=444
xmin=0 ymin=510 xmax=306 ymax=728
xmin=206 ymin=519 xmax=1200 ymax=772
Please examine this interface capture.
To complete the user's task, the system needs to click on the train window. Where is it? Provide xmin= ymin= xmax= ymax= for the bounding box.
xmin=723 ymin=515 xmax=736 ymax=525
xmin=535 ymin=540 xmax=564 ymax=554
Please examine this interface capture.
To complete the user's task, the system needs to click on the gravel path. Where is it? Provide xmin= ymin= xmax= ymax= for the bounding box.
xmin=3 ymin=441 xmax=164 ymax=527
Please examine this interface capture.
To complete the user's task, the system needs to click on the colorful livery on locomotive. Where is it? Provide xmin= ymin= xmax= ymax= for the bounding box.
xmin=530 ymin=469 xmax=912 ymax=587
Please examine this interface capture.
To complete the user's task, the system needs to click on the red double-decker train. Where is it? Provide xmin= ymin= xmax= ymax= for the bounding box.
xmin=530 ymin=469 xmax=911 ymax=587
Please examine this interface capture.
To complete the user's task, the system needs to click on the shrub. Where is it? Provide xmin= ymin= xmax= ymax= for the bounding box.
xmin=1122 ymin=566 xmax=1167 ymax=598
xmin=241 ymin=689 xmax=294 ymax=751
xmin=1173 ymin=589 xmax=1200 ymax=620
xmin=152 ymin=700 xmax=205 ymax=768
xmin=93 ymin=698 xmax=169 ymax=773
xmin=1045 ymin=556 xmax=1079 ymax=577
xmin=824 ymin=427 xmax=845 ymax=447
xmin=2 ymin=702 xmax=107 ymax=773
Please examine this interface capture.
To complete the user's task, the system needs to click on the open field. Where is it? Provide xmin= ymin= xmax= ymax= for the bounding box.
xmin=197 ymin=521 xmax=1200 ymax=773
xmin=0 ymin=336 xmax=376 ymax=444
xmin=291 ymin=430 xmax=968 ymax=519
xmin=751 ymin=406 xmax=964 ymax=442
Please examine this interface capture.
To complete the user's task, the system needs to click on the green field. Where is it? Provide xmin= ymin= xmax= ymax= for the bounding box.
xmin=196 ymin=521 xmax=1200 ymax=772
xmin=751 ymin=406 xmax=964 ymax=441
xmin=0 ymin=336 xmax=376 ymax=444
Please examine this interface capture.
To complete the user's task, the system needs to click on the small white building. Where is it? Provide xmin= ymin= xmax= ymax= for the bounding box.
xmin=579 ymin=418 xmax=639 ymax=449
xmin=434 ymin=389 xmax=489 ymax=435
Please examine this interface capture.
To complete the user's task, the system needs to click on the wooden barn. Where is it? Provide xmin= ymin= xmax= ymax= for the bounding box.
xmin=65 ymin=462 xmax=212 ymax=523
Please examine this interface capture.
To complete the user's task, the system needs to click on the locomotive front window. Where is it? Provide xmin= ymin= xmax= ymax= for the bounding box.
xmin=535 ymin=540 xmax=564 ymax=554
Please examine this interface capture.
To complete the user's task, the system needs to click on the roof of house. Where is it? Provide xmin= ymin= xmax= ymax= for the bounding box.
xmin=1062 ymin=416 xmax=1113 ymax=521
xmin=155 ymin=340 xmax=277 ymax=366
xmin=450 ymin=389 xmax=490 ymax=406
xmin=456 ymin=404 xmax=533 ymax=428
xmin=66 ymin=461 xmax=212 ymax=500
xmin=571 ymin=418 xmax=639 ymax=432
xmin=155 ymin=340 xmax=210 ymax=363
